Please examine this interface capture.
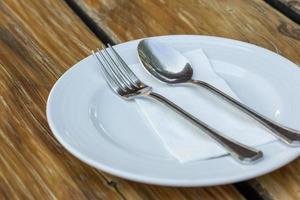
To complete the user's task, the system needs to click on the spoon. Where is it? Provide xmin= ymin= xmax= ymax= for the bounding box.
xmin=137 ymin=39 xmax=300 ymax=146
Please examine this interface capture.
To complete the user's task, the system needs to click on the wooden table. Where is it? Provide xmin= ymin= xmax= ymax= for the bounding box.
xmin=0 ymin=0 xmax=299 ymax=199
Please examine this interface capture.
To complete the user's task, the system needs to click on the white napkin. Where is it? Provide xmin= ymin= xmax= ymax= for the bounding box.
xmin=131 ymin=49 xmax=276 ymax=162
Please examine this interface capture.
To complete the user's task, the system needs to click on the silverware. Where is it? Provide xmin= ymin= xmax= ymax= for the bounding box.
xmin=137 ymin=39 xmax=300 ymax=146
xmin=93 ymin=44 xmax=263 ymax=164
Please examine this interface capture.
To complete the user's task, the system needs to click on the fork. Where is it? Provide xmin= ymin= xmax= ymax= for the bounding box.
xmin=93 ymin=44 xmax=263 ymax=164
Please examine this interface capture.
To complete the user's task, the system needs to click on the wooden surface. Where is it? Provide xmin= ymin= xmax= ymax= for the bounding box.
xmin=0 ymin=0 xmax=300 ymax=199
xmin=0 ymin=0 xmax=248 ymax=199
xmin=70 ymin=0 xmax=300 ymax=63
xmin=64 ymin=0 xmax=300 ymax=199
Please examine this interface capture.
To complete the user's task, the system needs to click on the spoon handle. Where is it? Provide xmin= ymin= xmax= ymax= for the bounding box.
xmin=146 ymin=92 xmax=263 ymax=164
xmin=191 ymin=80 xmax=300 ymax=146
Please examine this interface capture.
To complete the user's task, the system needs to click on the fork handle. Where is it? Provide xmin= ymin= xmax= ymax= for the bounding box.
xmin=191 ymin=80 xmax=300 ymax=146
xmin=146 ymin=92 xmax=263 ymax=164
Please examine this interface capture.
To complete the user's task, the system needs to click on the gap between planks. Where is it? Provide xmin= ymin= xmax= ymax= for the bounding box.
xmin=64 ymin=0 xmax=116 ymax=45
xmin=265 ymin=0 xmax=300 ymax=24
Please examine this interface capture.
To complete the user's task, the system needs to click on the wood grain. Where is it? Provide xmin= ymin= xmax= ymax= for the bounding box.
xmin=67 ymin=0 xmax=300 ymax=199
xmin=0 ymin=0 xmax=245 ymax=199
xmin=70 ymin=0 xmax=300 ymax=64
xmin=251 ymin=158 xmax=300 ymax=200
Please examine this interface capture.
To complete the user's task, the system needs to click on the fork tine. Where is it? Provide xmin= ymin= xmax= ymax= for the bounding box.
xmin=102 ymin=47 xmax=134 ymax=89
xmin=97 ymin=48 xmax=128 ymax=92
xmin=93 ymin=50 xmax=125 ymax=95
xmin=106 ymin=45 xmax=138 ymax=88
xmin=107 ymin=44 xmax=142 ymax=87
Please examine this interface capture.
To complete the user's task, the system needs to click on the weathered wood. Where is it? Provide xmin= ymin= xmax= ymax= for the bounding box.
xmin=67 ymin=0 xmax=300 ymax=199
xmin=251 ymin=158 xmax=300 ymax=200
xmin=70 ymin=0 xmax=300 ymax=64
xmin=0 ymin=0 xmax=245 ymax=199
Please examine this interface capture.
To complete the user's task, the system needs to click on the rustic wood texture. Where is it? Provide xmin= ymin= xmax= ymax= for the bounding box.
xmin=71 ymin=0 xmax=300 ymax=64
xmin=68 ymin=0 xmax=300 ymax=199
xmin=250 ymin=158 xmax=300 ymax=200
xmin=0 ymin=0 xmax=246 ymax=199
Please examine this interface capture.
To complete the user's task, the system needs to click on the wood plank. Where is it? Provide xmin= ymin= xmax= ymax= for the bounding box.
xmin=0 ymin=0 xmax=123 ymax=199
xmin=100 ymin=173 xmax=245 ymax=200
xmin=70 ymin=0 xmax=300 ymax=64
xmin=67 ymin=0 xmax=300 ymax=199
xmin=250 ymin=158 xmax=300 ymax=200
xmin=0 ymin=0 xmax=244 ymax=199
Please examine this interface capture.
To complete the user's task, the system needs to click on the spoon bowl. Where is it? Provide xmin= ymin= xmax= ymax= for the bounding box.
xmin=137 ymin=39 xmax=193 ymax=83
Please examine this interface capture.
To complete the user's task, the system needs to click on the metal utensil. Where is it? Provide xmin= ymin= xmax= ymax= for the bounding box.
xmin=92 ymin=44 xmax=263 ymax=164
xmin=137 ymin=39 xmax=300 ymax=146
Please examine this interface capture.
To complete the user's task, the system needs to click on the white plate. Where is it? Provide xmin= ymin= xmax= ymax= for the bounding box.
xmin=47 ymin=35 xmax=300 ymax=186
